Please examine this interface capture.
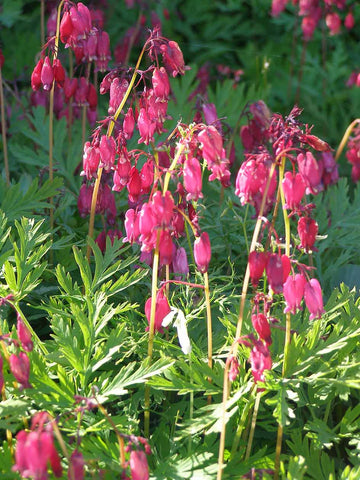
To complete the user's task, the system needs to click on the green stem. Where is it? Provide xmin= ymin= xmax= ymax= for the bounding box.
xmin=204 ymin=272 xmax=212 ymax=370
xmin=144 ymin=230 xmax=161 ymax=437
xmin=230 ymin=392 xmax=254 ymax=458
xmin=244 ymin=391 xmax=261 ymax=461
xmin=217 ymin=160 xmax=278 ymax=480
xmin=274 ymin=158 xmax=291 ymax=480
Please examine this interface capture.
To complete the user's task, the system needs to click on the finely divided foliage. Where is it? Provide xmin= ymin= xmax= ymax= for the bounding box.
xmin=1 ymin=1 xmax=360 ymax=479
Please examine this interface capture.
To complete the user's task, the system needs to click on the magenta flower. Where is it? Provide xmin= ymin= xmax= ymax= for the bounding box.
xmin=297 ymin=151 xmax=324 ymax=195
xmin=228 ymin=356 xmax=240 ymax=382
xmin=9 ymin=352 xmax=31 ymax=389
xmin=172 ymin=247 xmax=189 ymax=278
xmin=183 ymin=157 xmax=203 ymax=201
xmin=95 ymin=31 xmax=111 ymax=72
xmin=40 ymin=56 xmax=54 ymax=91
xmin=130 ymin=450 xmax=149 ymax=480
xmin=52 ymin=59 xmax=65 ymax=88
xmin=140 ymin=159 xmax=154 ymax=195
xmin=13 ymin=428 xmax=62 ymax=479
xmin=17 ymin=315 xmax=33 ymax=352
xmin=99 ymin=135 xmax=116 ymax=172
xmin=248 ymin=251 xmax=268 ymax=288
xmin=145 ymin=290 xmax=171 ymax=333
xmin=123 ymin=107 xmax=135 ymax=140
xmin=160 ymin=40 xmax=186 ymax=77
xmin=137 ymin=108 xmax=156 ymax=145
xmin=77 ymin=184 xmax=93 ymax=217
xmin=304 ymin=278 xmax=325 ymax=320
xmin=151 ymin=191 xmax=175 ymax=227
xmin=68 ymin=449 xmax=84 ymax=480
xmin=198 ymin=126 xmax=223 ymax=166
xmin=152 ymin=67 xmax=170 ymax=101
xmin=31 ymin=58 xmax=44 ymax=91
xmin=124 ymin=209 xmax=140 ymax=244
xmin=283 ymin=273 xmax=306 ymax=314
xmin=159 ymin=230 xmax=174 ymax=266
xmin=81 ymin=142 xmax=100 ymax=180
xmin=297 ymin=216 xmax=318 ymax=252
xmin=108 ymin=77 xmax=129 ymax=115
xmin=127 ymin=167 xmax=142 ymax=204
xmin=265 ymin=253 xmax=290 ymax=294
xmin=282 ymin=171 xmax=306 ymax=210
xmin=194 ymin=232 xmax=211 ymax=274
xmin=252 ymin=313 xmax=272 ymax=346
xmin=250 ymin=340 xmax=272 ymax=384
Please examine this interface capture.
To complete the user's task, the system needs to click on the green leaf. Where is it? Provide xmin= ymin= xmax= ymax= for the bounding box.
xmin=99 ymin=358 xmax=175 ymax=401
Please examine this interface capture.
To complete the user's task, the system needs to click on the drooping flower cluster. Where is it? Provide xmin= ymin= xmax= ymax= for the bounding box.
xmin=31 ymin=1 xmax=112 ymax=125
xmin=233 ymin=103 xmax=330 ymax=385
xmin=271 ymin=0 xmax=355 ymax=40
xmin=77 ymin=27 xmax=231 ymax=335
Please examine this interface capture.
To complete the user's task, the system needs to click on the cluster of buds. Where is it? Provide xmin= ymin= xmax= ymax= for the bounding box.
xmin=13 ymin=412 xmax=63 ymax=479
xmin=271 ymin=0 xmax=355 ymax=40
